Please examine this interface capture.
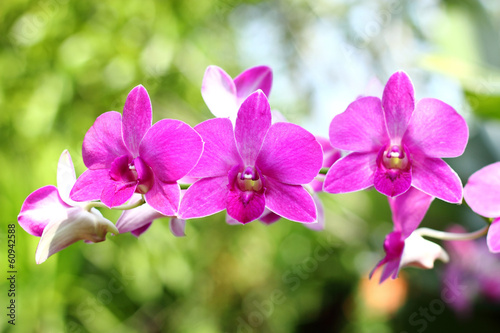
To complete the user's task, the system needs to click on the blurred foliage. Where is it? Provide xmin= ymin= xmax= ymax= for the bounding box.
xmin=2 ymin=0 xmax=500 ymax=332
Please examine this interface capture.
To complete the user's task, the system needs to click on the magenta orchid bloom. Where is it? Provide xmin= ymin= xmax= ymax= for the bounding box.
xmin=70 ymin=85 xmax=203 ymax=216
xmin=18 ymin=150 xmax=118 ymax=264
xmin=310 ymin=136 xmax=341 ymax=192
xmin=178 ymin=90 xmax=323 ymax=224
xmin=116 ymin=194 xmax=186 ymax=237
xmin=324 ymin=71 xmax=468 ymax=203
xmin=464 ymin=162 xmax=500 ymax=252
xmin=371 ymin=187 xmax=448 ymax=283
xmin=202 ymin=65 xmax=272 ymax=122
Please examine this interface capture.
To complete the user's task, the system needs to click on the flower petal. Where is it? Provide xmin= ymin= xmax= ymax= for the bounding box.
xmin=18 ymin=185 xmax=71 ymax=237
xmin=487 ymin=218 xmax=500 ymax=253
xmin=131 ymin=223 xmax=152 ymax=237
xmin=411 ymin=157 xmax=463 ymax=203
xmin=259 ymin=209 xmax=281 ymax=225
xmin=234 ymin=66 xmax=273 ymax=103
xmin=178 ymin=176 xmax=228 ymax=219
xmin=169 ymin=218 xmax=186 ymax=237
xmin=70 ymin=169 xmax=111 ymax=202
xmin=382 ymin=71 xmax=415 ymax=139
xmin=316 ymin=136 xmax=342 ymax=168
xmin=201 ymin=65 xmax=238 ymax=119
xmin=464 ymin=162 xmax=500 ymax=218
xmin=116 ymin=202 xmax=163 ymax=235
xmin=235 ymin=91 xmax=272 ymax=165
xmin=57 ymin=150 xmax=77 ymax=205
xmin=323 ymin=152 xmax=377 ymax=194
xmin=374 ymin=167 xmax=412 ymax=197
xmin=139 ymin=119 xmax=203 ymax=182
xmin=144 ymin=180 xmax=180 ymax=216
xmin=329 ymin=96 xmax=388 ymax=152
xmin=400 ymin=233 xmax=449 ymax=269
xmin=122 ymin=85 xmax=152 ymax=157
xmin=35 ymin=207 xmax=118 ymax=264
xmin=264 ymin=177 xmax=316 ymax=223
xmin=82 ymin=111 xmax=129 ymax=169
xmin=256 ymin=122 xmax=323 ymax=184
xmin=189 ymin=118 xmax=243 ymax=178
xmin=226 ymin=187 xmax=266 ymax=224
xmin=101 ymin=180 xmax=137 ymax=207
xmin=389 ymin=187 xmax=434 ymax=237
xmin=404 ymin=98 xmax=468 ymax=158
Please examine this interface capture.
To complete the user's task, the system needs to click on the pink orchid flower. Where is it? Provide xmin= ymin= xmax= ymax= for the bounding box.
xmin=70 ymin=85 xmax=204 ymax=216
xmin=464 ymin=162 xmax=500 ymax=252
xmin=371 ymin=187 xmax=449 ymax=283
xmin=18 ymin=150 xmax=118 ymax=264
xmin=178 ymin=90 xmax=323 ymax=224
xmin=324 ymin=71 xmax=468 ymax=203
xmin=201 ymin=65 xmax=272 ymax=122
xmin=116 ymin=194 xmax=186 ymax=237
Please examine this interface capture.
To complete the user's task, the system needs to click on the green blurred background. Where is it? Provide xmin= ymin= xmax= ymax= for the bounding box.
xmin=2 ymin=0 xmax=500 ymax=332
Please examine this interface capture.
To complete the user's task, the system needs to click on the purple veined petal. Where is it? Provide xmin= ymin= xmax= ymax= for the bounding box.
xmin=82 ymin=111 xmax=129 ymax=169
xmin=144 ymin=180 xmax=180 ymax=216
xmin=178 ymin=176 xmax=229 ymax=219
xmin=464 ymin=162 xmax=500 ymax=218
xmin=226 ymin=187 xmax=266 ymax=224
xmin=169 ymin=218 xmax=186 ymax=237
xmin=101 ymin=180 xmax=137 ymax=207
xmin=235 ymin=91 xmax=272 ymax=166
xmin=411 ymin=157 xmax=463 ymax=204
xmin=122 ymin=85 xmax=153 ymax=157
xmin=323 ymin=152 xmax=377 ymax=194
xmin=70 ymin=169 xmax=111 ymax=202
xmin=116 ymin=201 xmax=164 ymax=234
xmin=201 ymin=65 xmax=238 ymax=119
xmin=487 ymin=218 xmax=500 ymax=253
xmin=35 ymin=207 xmax=118 ymax=264
xmin=188 ymin=118 xmax=243 ymax=178
xmin=139 ymin=119 xmax=203 ymax=182
xmin=256 ymin=122 xmax=323 ymax=185
xmin=404 ymin=98 xmax=468 ymax=158
xmin=264 ymin=177 xmax=316 ymax=223
xmin=18 ymin=185 xmax=71 ymax=237
xmin=57 ymin=150 xmax=77 ymax=205
xmin=329 ymin=96 xmax=389 ymax=152
xmin=259 ymin=209 xmax=281 ymax=225
xmin=303 ymin=192 xmax=325 ymax=231
xmin=373 ymin=167 xmax=412 ymax=198
xmin=234 ymin=65 xmax=273 ymax=103
xmin=389 ymin=187 xmax=434 ymax=237
xmin=382 ymin=71 xmax=415 ymax=139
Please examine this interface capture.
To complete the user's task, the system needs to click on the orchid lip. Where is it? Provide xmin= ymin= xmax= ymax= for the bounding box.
xmin=381 ymin=144 xmax=409 ymax=170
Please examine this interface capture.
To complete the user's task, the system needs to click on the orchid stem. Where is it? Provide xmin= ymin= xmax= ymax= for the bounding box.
xmin=414 ymin=225 xmax=489 ymax=241
xmin=319 ymin=167 xmax=329 ymax=175
xmin=180 ymin=183 xmax=191 ymax=190
xmin=85 ymin=196 xmax=145 ymax=211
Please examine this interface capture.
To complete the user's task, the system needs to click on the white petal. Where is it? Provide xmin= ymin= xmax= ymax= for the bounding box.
xmin=57 ymin=150 xmax=77 ymax=205
xmin=400 ymin=233 xmax=449 ymax=269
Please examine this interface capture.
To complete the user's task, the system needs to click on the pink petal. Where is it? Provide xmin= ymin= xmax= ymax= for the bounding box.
xmin=82 ymin=111 xmax=129 ymax=169
xmin=57 ymin=150 xmax=77 ymax=205
xmin=316 ymin=136 xmax=342 ymax=168
xmin=122 ymin=85 xmax=152 ymax=157
xmin=380 ymin=259 xmax=401 ymax=282
xmin=304 ymin=192 xmax=325 ymax=231
xmin=116 ymin=202 xmax=163 ymax=234
xmin=178 ymin=176 xmax=228 ymax=219
xmin=226 ymin=187 xmax=266 ymax=224
xmin=404 ymin=98 xmax=468 ymax=158
xmin=234 ymin=91 xmax=272 ymax=166
xmin=226 ymin=214 xmax=243 ymax=225
xmin=264 ymin=177 xmax=316 ymax=223
xmin=323 ymin=152 xmax=377 ymax=194
xmin=139 ymin=119 xmax=203 ymax=182
xmin=188 ymin=118 xmax=243 ymax=178
xmin=201 ymin=65 xmax=238 ymax=119
xmin=487 ymin=218 xmax=500 ymax=253
xmin=411 ymin=157 xmax=463 ymax=203
xmin=18 ymin=185 xmax=71 ymax=237
xmin=259 ymin=209 xmax=281 ymax=225
xmin=329 ymin=97 xmax=389 ymax=152
xmin=131 ymin=222 xmax=152 ymax=237
xmin=389 ymin=187 xmax=434 ymax=237
xmin=70 ymin=169 xmax=111 ymax=202
xmin=256 ymin=122 xmax=323 ymax=185
xmin=382 ymin=71 xmax=415 ymax=139
xmin=101 ymin=180 xmax=137 ymax=207
xmin=374 ymin=167 xmax=412 ymax=197
xmin=169 ymin=218 xmax=186 ymax=237
xmin=144 ymin=180 xmax=180 ymax=216
xmin=464 ymin=162 xmax=500 ymax=218
xmin=234 ymin=66 xmax=273 ymax=103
